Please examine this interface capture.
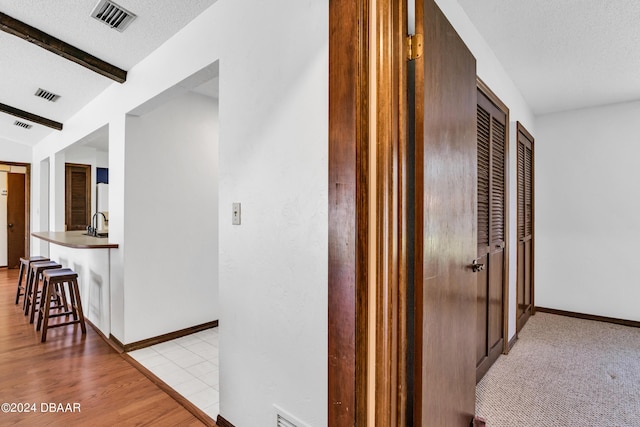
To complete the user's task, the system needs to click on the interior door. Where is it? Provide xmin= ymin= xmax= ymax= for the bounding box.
xmin=413 ymin=0 xmax=477 ymax=424
xmin=516 ymin=123 xmax=534 ymax=332
xmin=7 ymin=172 xmax=26 ymax=268
xmin=475 ymin=89 xmax=506 ymax=382
xmin=65 ymin=163 xmax=91 ymax=231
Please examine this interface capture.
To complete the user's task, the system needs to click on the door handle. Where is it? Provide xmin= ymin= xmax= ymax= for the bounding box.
xmin=7 ymin=223 xmax=13 ymax=228
xmin=471 ymin=259 xmax=485 ymax=273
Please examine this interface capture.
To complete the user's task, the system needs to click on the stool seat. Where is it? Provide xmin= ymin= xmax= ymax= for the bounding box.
xmin=37 ymin=268 xmax=86 ymax=343
xmin=25 ymin=261 xmax=62 ymax=324
xmin=15 ymin=256 xmax=49 ymax=305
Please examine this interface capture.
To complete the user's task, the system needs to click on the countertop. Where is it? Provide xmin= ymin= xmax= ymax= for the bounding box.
xmin=32 ymin=231 xmax=119 ymax=249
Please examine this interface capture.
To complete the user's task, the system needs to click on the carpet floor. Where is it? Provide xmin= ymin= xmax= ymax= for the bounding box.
xmin=476 ymin=312 xmax=640 ymax=427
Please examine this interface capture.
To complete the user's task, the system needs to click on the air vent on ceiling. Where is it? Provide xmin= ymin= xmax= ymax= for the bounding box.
xmin=91 ymin=0 xmax=137 ymax=32
xmin=35 ymin=88 xmax=61 ymax=102
xmin=14 ymin=121 xmax=32 ymax=130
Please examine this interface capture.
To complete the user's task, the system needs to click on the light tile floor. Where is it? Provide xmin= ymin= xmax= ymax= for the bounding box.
xmin=129 ymin=328 xmax=219 ymax=419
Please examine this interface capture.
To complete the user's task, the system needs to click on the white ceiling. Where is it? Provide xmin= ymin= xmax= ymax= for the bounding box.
xmin=0 ymin=0 xmax=217 ymax=146
xmin=3 ymin=1 xmax=637 ymax=148
xmin=457 ymin=0 xmax=640 ymax=115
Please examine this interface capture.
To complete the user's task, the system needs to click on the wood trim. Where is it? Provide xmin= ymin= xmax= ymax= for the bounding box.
xmin=477 ymin=78 xmax=509 ymax=117
xmin=123 ymin=354 xmax=217 ymax=426
xmin=109 ymin=333 xmax=126 ymax=353
xmin=517 ymin=122 xmax=535 ymax=316
xmin=328 ymin=0 xmax=369 ymax=425
xmin=372 ymin=0 xmax=407 ymax=424
xmin=119 ymin=321 xmax=218 ymax=352
xmin=477 ymin=80 xmax=511 ymax=356
xmin=0 ymin=102 xmax=63 ymax=130
xmin=0 ymin=12 xmax=127 ymax=83
xmin=535 ymin=307 xmax=640 ymax=329
xmin=507 ymin=334 xmax=518 ymax=353
xmin=86 ymin=318 xmax=124 ymax=354
xmin=216 ymin=415 xmax=235 ymax=427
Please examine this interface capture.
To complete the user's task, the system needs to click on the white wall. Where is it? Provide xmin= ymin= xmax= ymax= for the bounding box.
xmin=437 ymin=0 xmax=536 ymax=340
xmin=215 ymin=1 xmax=328 ymax=424
xmin=0 ymin=138 xmax=31 ymax=163
xmin=124 ymin=91 xmax=219 ymax=342
xmin=30 ymin=0 xmax=328 ymax=424
xmin=536 ymin=101 xmax=640 ymax=321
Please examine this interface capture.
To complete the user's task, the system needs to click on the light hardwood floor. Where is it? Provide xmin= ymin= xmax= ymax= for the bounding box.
xmin=0 ymin=267 xmax=213 ymax=426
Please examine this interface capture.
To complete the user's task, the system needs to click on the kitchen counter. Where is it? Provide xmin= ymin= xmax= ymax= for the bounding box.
xmin=32 ymin=230 xmax=118 ymax=249
xmin=31 ymin=230 xmax=117 ymax=336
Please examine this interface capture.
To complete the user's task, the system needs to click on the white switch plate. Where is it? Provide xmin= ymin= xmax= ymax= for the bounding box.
xmin=232 ymin=202 xmax=241 ymax=225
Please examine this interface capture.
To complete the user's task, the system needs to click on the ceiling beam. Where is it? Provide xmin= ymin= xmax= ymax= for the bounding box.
xmin=0 ymin=102 xmax=63 ymax=130
xmin=0 ymin=12 xmax=127 ymax=83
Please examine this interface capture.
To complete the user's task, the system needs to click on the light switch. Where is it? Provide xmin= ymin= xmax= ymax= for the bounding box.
xmin=232 ymin=202 xmax=241 ymax=225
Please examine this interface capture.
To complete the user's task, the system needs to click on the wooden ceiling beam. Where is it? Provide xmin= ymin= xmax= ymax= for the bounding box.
xmin=0 ymin=12 xmax=127 ymax=83
xmin=0 ymin=102 xmax=63 ymax=130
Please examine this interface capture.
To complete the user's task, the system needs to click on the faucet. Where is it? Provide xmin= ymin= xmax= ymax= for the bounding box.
xmin=89 ymin=212 xmax=107 ymax=237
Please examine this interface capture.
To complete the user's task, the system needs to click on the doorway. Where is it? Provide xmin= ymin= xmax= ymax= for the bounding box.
xmin=1 ymin=163 xmax=30 ymax=269
xmin=65 ymin=163 xmax=91 ymax=231
xmin=516 ymin=122 xmax=535 ymax=332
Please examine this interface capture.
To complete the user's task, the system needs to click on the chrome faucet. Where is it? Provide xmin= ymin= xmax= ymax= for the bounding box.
xmin=89 ymin=212 xmax=107 ymax=237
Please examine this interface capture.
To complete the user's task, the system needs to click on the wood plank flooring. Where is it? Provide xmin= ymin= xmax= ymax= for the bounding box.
xmin=0 ymin=267 xmax=210 ymax=426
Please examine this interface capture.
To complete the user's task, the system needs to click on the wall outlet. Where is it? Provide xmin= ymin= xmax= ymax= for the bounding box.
xmin=232 ymin=202 xmax=241 ymax=225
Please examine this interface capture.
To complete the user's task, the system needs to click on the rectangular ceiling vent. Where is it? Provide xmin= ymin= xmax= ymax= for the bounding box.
xmin=14 ymin=121 xmax=32 ymax=130
xmin=35 ymin=88 xmax=61 ymax=102
xmin=91 ymin=0 xmax=137 ymax=32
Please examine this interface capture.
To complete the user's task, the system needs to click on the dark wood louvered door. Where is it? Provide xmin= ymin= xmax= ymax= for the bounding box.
xmin=413 ymin=0 xmax=477 ymax=424
xmin=475 ymin=89 xmax=507 ymax=382
xmin=516 ymin=123 xmax=534 ymax=332
xmin=65 ymin=164 xmax=91 ymax=231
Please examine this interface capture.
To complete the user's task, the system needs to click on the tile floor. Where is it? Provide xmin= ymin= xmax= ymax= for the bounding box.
xmin=128 ymin=328 xmax=219 ymax=419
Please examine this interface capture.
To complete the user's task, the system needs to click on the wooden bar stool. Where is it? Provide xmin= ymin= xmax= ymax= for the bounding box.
xmin=37 ymin=268 xmax=86 ymax=343
xmin=24 ymin=261 xmax=62 ymax=324
xmin=15 ymin=256 xmax=49 ymax=305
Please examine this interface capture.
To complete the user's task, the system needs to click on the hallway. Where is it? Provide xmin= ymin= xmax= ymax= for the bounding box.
xmin=0 ymin=268 xmax=210 ymax=426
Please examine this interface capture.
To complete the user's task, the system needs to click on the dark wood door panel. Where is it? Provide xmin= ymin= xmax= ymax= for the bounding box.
xmin=488 ymin=251 xmax=504 ymax=348
xmin=415 ymin=0 xmax=477 ymax=424
xmin=476 ymin=258 xmax=489 ymax=367
xmin=7 ymin=173 xmax=25 ymax=268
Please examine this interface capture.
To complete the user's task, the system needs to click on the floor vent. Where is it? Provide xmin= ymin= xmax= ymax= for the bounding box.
xmin=14 ymin=121 xmax=32 ymax=129
xmin=35 ymin=88 xmax=60 ymax=102
xmin=274 ymin=405 xmax=308 ymax=427
xmin=91 ymin=0 xmax=137 ymax=32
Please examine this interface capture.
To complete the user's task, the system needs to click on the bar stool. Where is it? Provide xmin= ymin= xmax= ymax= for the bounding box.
xmin=37 ymin=268 xmax=86 ymax=343
xmin=15 ymin=256 xmax=49 ymax=305
xmin=24 ymin=261 xmax=62 ymax=324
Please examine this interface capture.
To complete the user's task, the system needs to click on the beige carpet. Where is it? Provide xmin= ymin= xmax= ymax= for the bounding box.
xmin=476 ymin=312 xmax=640 ymax=427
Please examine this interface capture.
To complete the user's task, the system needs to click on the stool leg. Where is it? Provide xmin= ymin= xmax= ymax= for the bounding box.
xmin=15 ymin=262 xmax=25 ymax=304
xmin=36 ymin=276 xmax=48 ymax=332
xmin=71 ymin=279 xmax=86 ymax=334
xmin=29 ymin=272 xmax=42 ymax=325
xmin=23 ymin=267 xmax=34 ymax=313
xmin=39 ymin=278 xmax=53 ymax=342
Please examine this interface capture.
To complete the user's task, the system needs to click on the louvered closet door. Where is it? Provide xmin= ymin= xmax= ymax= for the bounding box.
xmin=476 ymin=89 xmax=506 ymax=382
xmin=517 ymin=124 xmax=534 ymax=332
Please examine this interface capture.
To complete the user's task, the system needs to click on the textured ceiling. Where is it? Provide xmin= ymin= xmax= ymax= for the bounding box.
xmin=0 ymin=0 xmax=217 ymax=146
xmin=457 ymin=0 xmax=640 ymax=115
